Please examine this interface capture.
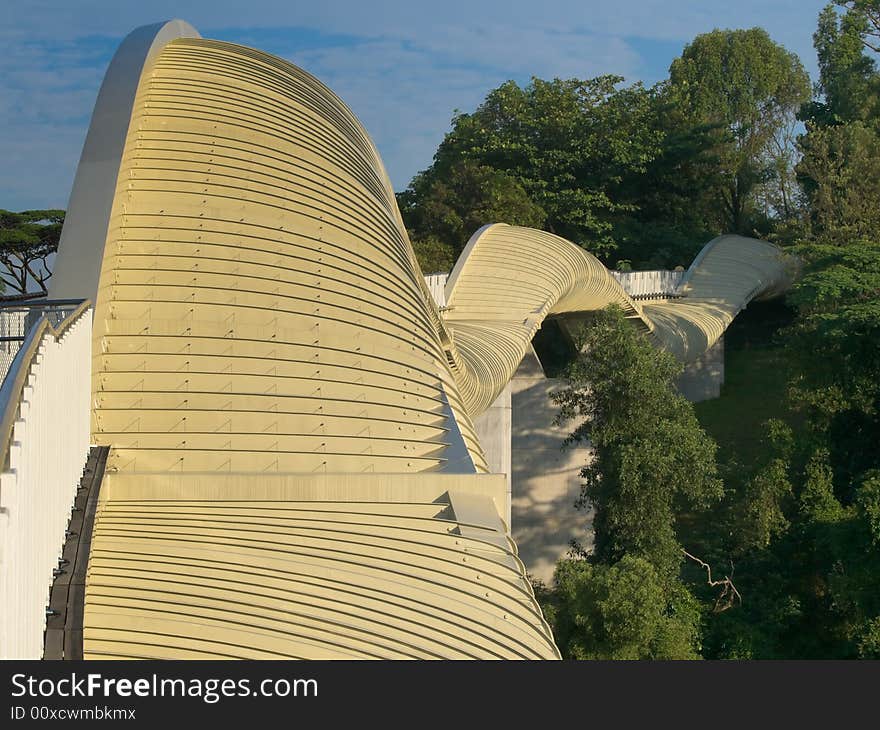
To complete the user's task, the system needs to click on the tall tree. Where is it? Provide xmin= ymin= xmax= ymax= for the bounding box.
xmin=398 ymin=160 xmax=545 ymax=271
xmin=804 ymin=3 xmax=880 ymax=126
xmin=552 ymin=306 xmax=723 ymax=580
xmin=699 ymin=240 xmax=880 ymax=659
xmin=797 ymin=121 xmax=880 ymax=243
xmin=836 ymin=1 xmax=880 ymax=50
xmin=537 ymin=306 xmax=725 ymax=659
xmin=400 ymin=76 xmax=662 ymax=260
xmin=785 ymin=240 xmax=880 ymax=485
xmin=797 ymin=3 xmax=880 ymax=244
xmin=669 ymin=28 xmax=811 ymax=233
xmin=611 ymin=86 xmax=727 ymax=268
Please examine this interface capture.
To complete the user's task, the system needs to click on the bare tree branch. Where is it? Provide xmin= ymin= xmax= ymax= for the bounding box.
xmin=683 ymin=549 xmax=743 ymax=612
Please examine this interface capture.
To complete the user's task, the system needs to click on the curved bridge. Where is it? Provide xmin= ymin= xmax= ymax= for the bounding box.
xmin=43 ymin=20 xmax=795 ymax=660
xmin=441 ymin=224 xmax=796 ymax=415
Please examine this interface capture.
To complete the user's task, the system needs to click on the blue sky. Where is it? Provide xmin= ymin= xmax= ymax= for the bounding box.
xmin=1 ymin=0 xmax=830 ymax=211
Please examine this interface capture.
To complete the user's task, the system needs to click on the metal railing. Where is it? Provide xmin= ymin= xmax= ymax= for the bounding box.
xmin=0 ymin=299 xmax=86 ymax=386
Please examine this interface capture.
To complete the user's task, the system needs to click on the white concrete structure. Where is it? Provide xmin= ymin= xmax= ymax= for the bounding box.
xmin=677 ymin=338 xmax=725 ymax=402
xmin=473 ymin=387 xmax=513 ymax=525
xmin=509 ymin=348 xmax=591 ymax=584
xmin=0 ymin=306 xmax=92 ymax=658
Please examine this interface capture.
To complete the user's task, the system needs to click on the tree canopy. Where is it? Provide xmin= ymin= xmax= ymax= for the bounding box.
xmin=668 ymin=28 xmax=811 ymax=233
xmin=401 ymin=28 xmax=811 ymax=273
xmin=0 ymin=209 xmax=64 ymax=295
xmin=552 ymin=307 xmax=723 ymax=580
xmin=398 ymin=160 xmax=545 ymax=271
xmin=542 ymin=307 xmax=723 ymax=659
xmin=399 ymin=76 xmax=662 ymax=262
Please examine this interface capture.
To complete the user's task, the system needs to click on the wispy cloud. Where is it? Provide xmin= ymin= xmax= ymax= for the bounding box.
xmin=1 ymin=0 xmax=829 ymax=209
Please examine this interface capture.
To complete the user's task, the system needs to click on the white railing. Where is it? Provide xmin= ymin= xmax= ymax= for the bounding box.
xmin=612 ymin=270 xmax=684 ymax=299
xmin=0 ymin=308 xmax=29 ymax=384
xmin=424 ymin=272 xmax=449 ymax=308
xmin=0 ymin=302 xmax=92 ymax=658
xmin=430 ymin=269 xmax=683 ymax=306
xmin=0 ymin=300 xmax=85 ymax=384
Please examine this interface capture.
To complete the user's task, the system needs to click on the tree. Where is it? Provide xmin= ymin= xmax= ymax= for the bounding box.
xmin=698 ymin=240 xmax=880 ymax=659
xmin=785 ymin=240 xmax=880 ymax=488
xmin=398 ymin=160 xmax=545 ymax=267
xmin=669 ymin=28 xmax=811 ymax=233
xmin=546 ymin=555 xmax=702 ymax=660
xmin=804 ymin=3 xmax=880 ymax=126
xmin=610 ymin=86 xmax=727 ymax=268
xmin=0 ymin=209 xmax=65 ymax=295
xmin=402 ymin=76 xmax=662 ymax=259
xmin=733 ymin=420 xmax=795 ymax=552
xmin=410 ymin=235 xmax=457 ymax=275
xmin=533 ymin=307 xmax=724 ymax=659
xmin=835 ymin=1 xmax=880 ymax=52
xmin=797 ymin=122 xmax=880 ymax=243
xmin=552 ymin=306 xmax=723 ymax=580
xmin=797 ymin=4 xmax=880 ymax=244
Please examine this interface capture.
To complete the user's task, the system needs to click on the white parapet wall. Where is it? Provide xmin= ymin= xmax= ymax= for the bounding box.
xmin=424 ymin=272 xmax=449 ymax=308
xmin=611 ymin=269 xmax=684 ymax=298
xmin=0 ymin=306 xmax=92 ymax=659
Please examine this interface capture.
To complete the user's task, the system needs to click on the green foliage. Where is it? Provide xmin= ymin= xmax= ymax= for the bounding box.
xmin=611 ymin=90 xmax=725 ymax=267
xmin=401 ymin=28 xmax=811 ymax=268
xmin=792 ymin=453 xmax=880 ymax=657
xmin=737 ymin=421 xmax=794 ymax=550
xmin=534 ymin=307 xmax=722 ymax=659
xmin=858 ymin=616 xmax=880 ymax=657
xmin=668 ymin=28 xmax=811 ymax=233
xmin=691 ymin=238 xmax=880 ymax=658
xmin=0 ymin=209 xmax=65 ymax=294
xmin=796 ymin=122 xmax=880 ymax=243
xmin=804 ymin=3 xmax=880 ymax=126
xmin=548 ymin=556 xmax=702 ymax=660
xmin=401 ymin=76 xmax=662 ymax=259
xmin=398 ymin=160 xmax=545 ymax=263
xmin=835 ymin=0 xmax=880 ymax=49
xmin=532 ymin=11 xmax=880 ymax=660
xmin=856 ymin=471 xmax=880 ymax=545
xmin=799 ymin=449 xmax=847 ymax=522
xmin=552 ymin=306 xmax=723 ymax=580
xmin=410 ymin=235 xmax=456 ymax=275
xmin=784 ymin=241 xmax=880 ymax=493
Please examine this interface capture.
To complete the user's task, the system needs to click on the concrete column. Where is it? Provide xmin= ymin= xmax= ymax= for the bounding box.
xmin=509 ymin=347 xmax=593 ymax=585
xmin=676 ymin=336 xmax=724 ymax=402
xmin=473 ymin=386 xmax=512 ymax=526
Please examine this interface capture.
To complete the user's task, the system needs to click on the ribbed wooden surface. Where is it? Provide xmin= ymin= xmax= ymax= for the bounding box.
xmin=643 ymin=234 xmax=797 ymax=360
xmin=443 ymin=224 xmax=648 ymax=415
xmin=84 ymin=490 xmax=557 ymax=659
xmin=92 ymin=38 xmax=484 ymax=475
xmin=82 ymin=36 xmax=561 ymax=661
